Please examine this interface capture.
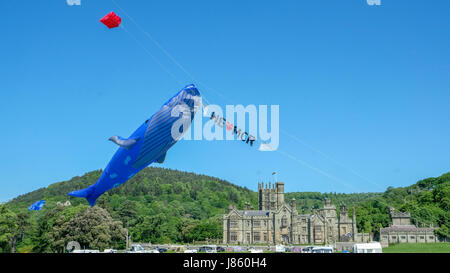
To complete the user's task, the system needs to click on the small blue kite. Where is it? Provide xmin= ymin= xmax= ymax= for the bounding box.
xmin=28 ymin=200 xmax=46 ymax=211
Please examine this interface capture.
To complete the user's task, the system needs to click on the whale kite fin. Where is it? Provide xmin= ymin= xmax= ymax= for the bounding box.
xmin=109 ymin=136 xmax=140 ymax=150
xmin=156 ymin=152 xmax=167 ymax=164
xmin=68 ymin=186 xmax=99 ymax=207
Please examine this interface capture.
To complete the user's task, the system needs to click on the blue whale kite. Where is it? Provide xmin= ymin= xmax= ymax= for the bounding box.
xmin=69 ymin=84 xmax=201 ymax=206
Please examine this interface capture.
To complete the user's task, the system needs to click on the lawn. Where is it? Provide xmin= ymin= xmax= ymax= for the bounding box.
xmin=382 ymin=243 xmax=450 ymax=253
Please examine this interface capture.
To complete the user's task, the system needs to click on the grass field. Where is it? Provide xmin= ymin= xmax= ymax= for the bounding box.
xmin=382 ymin=243 xmax=450 ymax=253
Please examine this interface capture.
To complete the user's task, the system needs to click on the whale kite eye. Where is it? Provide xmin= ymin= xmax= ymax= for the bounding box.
xmin=145 ymin=119 xmax=149 ymax=124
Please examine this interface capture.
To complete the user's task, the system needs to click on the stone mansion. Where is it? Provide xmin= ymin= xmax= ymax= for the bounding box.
xmin=223 ymin=182 xmax=371 ymax=245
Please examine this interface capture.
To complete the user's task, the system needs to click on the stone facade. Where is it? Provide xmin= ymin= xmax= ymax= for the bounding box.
xmin=380 ymin=207 xmax=439 ymax=245
xmin=223 ymin=182 xmax=371 ymax=245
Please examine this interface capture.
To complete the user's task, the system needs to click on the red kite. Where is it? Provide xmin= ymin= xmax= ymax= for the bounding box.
xmin=100 ymin=12 xmax=122 ymax=29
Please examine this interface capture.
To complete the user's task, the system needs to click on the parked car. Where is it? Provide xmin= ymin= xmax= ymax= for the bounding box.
xmin=302 ymin=246 xmax=314 ymax=253
xmin=72 ymin=249 xmax=100 ymax=253
xmin=311 ymin=246 xmax=334 ymax=253
xmin=248 ymin=248 xmax=263 ymax=253
xmin=216 ymin=246 xmax=226 ymax=252
xmin=199 ymin=245 xmax=217 ymax=253
xmin=157 ymin=247 xmax=167 ymax=253
xmin=232 ymin=246 xmax=243 ymax=252
xmin=129 ymin=244 xmax=146 ymax=253
xmin=184 ymin=249 xmax=198 ymax=253
xmin=103 ymin=249 xmax=117 ymax=253
xmin=291 ymin=247 xmax=302 ymax=253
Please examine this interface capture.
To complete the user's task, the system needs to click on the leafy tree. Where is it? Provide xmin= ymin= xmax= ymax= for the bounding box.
xmin=47 ymin=206 xmax=126 ymax=252
xmin=0 ymin=205 xmax=18 ymax=253
xmin=184 ymin=219 xmax=222 ymax=242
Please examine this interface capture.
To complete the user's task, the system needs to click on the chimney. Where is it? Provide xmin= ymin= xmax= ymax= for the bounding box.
xmin=291 ymin=198 xmax=296 ymax=210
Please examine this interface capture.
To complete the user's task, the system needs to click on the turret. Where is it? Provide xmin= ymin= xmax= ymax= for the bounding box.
xmin=275 ymin=182 xmax=285 ymax=209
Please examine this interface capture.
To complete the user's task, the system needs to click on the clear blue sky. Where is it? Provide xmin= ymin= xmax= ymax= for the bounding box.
xmin=1 ymin=0 xmax=449 ymax=202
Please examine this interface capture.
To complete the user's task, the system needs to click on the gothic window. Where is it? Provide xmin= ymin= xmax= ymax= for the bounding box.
xmin=263 ymin=233 xmax=267 ymax=241
xmin=302 ymin=219 xmax=306 ymax=224
xmin=264 ymin=220 xmax=267 ymax=227
xmin=302 ymin=227 xmax=307 ymax=233
xmin=230 ymin=232 xmax=238 ymax=241
xmin=420 ymin=236 xmax=424 ymax=239
xmin=247 ymin=220 xmax=250 ymax=227
xmin=254 ymin=233 xmax=261 ymax=242
xmin=254 ymin=220 xmax=261 ymax=227
xmin=230 ymin=220 xmax=238 ymax=228
xmin=282 ymin=216 xmax=288 ymax=227
xmin=429 ymin=236 xmax=434 ymax=240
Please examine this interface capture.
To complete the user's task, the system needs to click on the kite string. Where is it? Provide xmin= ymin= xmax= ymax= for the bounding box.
xmin=119 ymin=24 xmax=184 ymax=86
xmin=275 ymin=149 xmax=359 ymax=192
xmin=280 ymin=129 xmax=387 ymax=192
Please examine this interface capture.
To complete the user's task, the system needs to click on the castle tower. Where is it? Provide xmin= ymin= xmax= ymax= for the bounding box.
xmin=275 ymin=182 xmax=285 ymax=209
xmin=258 ymin=181 xmax=285 ymax=210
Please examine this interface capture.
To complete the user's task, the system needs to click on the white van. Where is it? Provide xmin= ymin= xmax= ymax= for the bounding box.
xmin=352 ymin=242 xmax=382 ymax=253
xmin=275 ymin=245 xmax=286 ymax=253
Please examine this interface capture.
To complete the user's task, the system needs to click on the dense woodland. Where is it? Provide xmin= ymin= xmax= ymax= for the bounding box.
xmin=0 ymin=167 xmax=448 ymax=252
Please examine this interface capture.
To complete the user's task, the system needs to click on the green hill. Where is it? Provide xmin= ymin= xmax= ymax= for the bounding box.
xmin=1 ymin=168 xmax=448 ymax=252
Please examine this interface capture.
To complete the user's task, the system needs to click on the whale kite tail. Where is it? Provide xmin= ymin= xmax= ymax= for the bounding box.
xmin=68 ymin=186 xmax=99 ymax=207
